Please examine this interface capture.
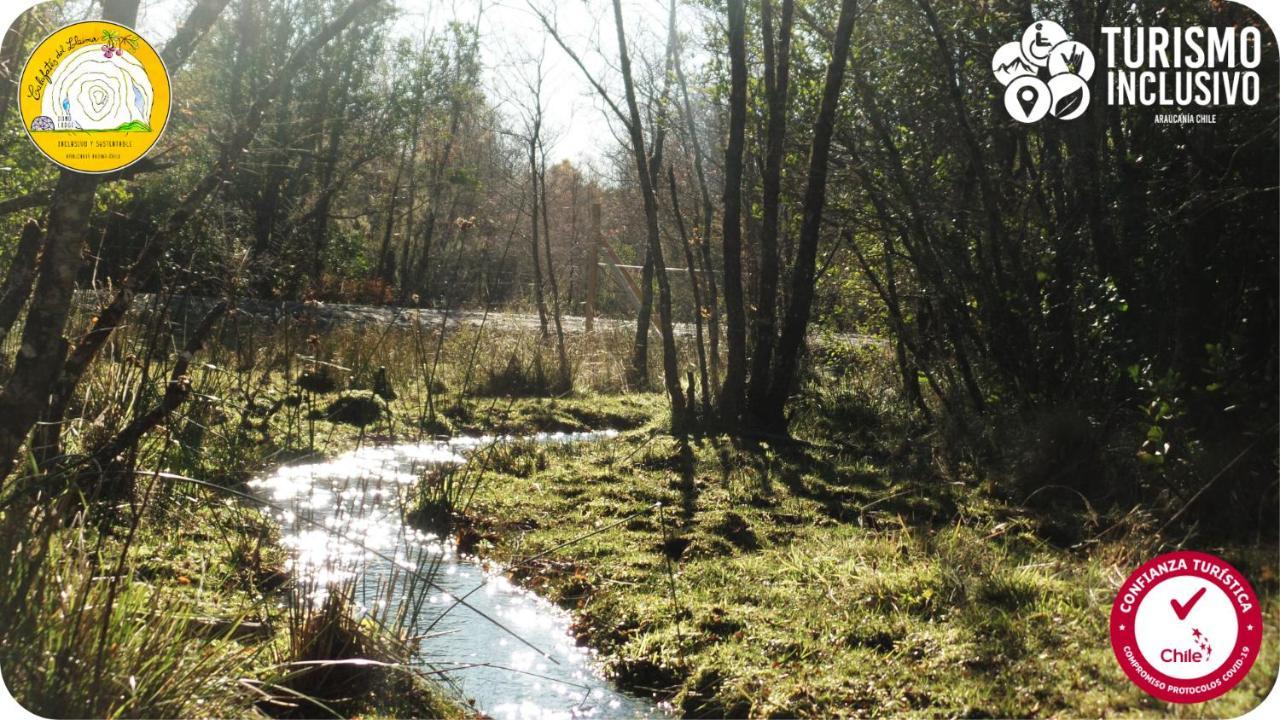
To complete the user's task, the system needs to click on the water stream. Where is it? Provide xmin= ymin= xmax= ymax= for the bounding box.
xmin=250 ymin=431 xmax=667 ymax=720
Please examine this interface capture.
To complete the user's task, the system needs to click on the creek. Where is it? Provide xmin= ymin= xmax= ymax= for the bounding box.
xmin=250 ymin=431 xmax=667 ymax=719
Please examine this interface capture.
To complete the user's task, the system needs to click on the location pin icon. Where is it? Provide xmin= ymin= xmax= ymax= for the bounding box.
xmin=1018 ymin=86 xmax=1039 ymax=116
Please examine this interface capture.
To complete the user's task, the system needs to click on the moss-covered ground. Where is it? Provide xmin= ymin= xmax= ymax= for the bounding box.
xmin=458 ymin=396 xmax=1278 ymax=718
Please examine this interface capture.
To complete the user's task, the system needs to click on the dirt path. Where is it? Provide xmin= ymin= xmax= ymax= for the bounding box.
xmin=95 ymin=291 xmax=883 ymax=346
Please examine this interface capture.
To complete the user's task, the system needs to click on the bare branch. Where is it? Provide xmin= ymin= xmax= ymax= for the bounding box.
xmin=526 ymin=1 xmax=631 ymax=130
xmin=160 ymin=0 xmax=233 ymax=74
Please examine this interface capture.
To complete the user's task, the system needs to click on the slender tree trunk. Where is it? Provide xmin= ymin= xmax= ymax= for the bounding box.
xmin=413 ymin=82 xmax=465 ymax=300
xmin=670 ymin=166 xmax=711 ymax=417
xmin=718 ymin=0 xmax=749 ymax=423
xmin=766 ymin=0 xmax=859 ymax=431
xmin=310 ymin=57 xmax=356 ymax=280
xmin=538 ymin=143 xmax=571 ymax=390
xmin=567 ymin=173 xmax=580 ymax=305
xmin=611 ymin=0 xmax=684 ymax=429
xmin=629 ymin=1 xmax=680 ymax=391
xmin=377 ymin=140 xmax=410 ymax=283
xmin=849 ymin=235 xmax=938 ymax=416
xmin=672 ymin=27 xmax=720 ymax=399
xmin=0 ymin=220 xmax=43 ymax=347
xmin=629 ymin=248 xmax=654 ymax=386
xmin=747 ymin=0 xmax=794 ymax=424
xmin=0 ymin=171 xmax=101 ymax=476
xmin=160 ymin=0 xmax=233 ymax=71
xmin=398 ymin=112 xmax=421 ymax=296
xmin=528 ymin=139 xmax=549 ymax=337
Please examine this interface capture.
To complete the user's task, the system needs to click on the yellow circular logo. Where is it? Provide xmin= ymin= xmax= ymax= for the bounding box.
xmin=18 ymin=20 xmax=170 ymax=174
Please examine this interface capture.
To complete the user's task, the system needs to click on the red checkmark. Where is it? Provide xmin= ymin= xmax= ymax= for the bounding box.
xmin=1170 ymin=586 xmax=1207 ymax=620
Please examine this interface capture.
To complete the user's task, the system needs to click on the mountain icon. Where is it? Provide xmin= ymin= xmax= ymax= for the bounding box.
xmin=996 ymin=56 xmax=1035 ymax=75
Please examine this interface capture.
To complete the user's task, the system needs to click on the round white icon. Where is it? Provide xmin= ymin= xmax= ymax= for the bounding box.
xmin=992 ymin=41 xmax=1036 ymax=86
xmin=1133 ymin=575 xmax=1239 ymax=681
xmin=1021 ymin=20 xmax=1068 ymax=67
xmin=1004 ymin=76 xmax=1050 ymax=123
xmin=994 ymin=20 xmax=1093 ymax=123
xmin=1047 ymin=73 xmax=1090 ymax=119
xmin=1047 ymin=40 xmax=1095 ymax=81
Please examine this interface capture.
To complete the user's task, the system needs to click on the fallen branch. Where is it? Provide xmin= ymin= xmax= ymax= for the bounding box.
xmin=83 ymin=300 xmax=230 ymax=472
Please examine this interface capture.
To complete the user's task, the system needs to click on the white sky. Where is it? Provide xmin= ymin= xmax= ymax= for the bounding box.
xmin=396 ymin=0 xmax=708 ymax=167
xmin=122 ymin=0 xmax=706 ymax=167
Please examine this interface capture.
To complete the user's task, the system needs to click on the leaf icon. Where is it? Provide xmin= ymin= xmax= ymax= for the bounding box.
xmin=1054 ymin=87 xmax=1084 ymax=118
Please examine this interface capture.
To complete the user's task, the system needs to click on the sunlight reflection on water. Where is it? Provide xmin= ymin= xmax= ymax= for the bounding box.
xmin=250 ymin=430 xmax=667 ymax=719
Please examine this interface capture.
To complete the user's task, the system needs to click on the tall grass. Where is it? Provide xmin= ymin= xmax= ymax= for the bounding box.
xmin=0 ymin=290 xmax=653 ymax=718
xmin=0 ymin=476 xmax=270 ymax=718
xmin=263 ymin=456 xmax=461 ymax=717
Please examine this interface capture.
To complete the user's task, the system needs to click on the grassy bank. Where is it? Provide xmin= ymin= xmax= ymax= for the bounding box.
xmin=0 ymin=475 xmax=472 ymax=718
xmin=4 ymin=301 xmax=1275 ymax=718
xmin=460 ymin=399 xmax=1278 ymax=717
xmin=1 ymin=308 xmax=657 ymax=718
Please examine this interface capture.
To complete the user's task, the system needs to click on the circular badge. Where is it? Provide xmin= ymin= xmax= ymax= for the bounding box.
xmin=1047 ymin=73 xmax=1089 ymax=120
xmin=991 ymin=41 xmax=1036 ymax=87
xmin=1047 ymin=39 xmax=1095 ymax=81
xmin=1020 ymin=20 xmax=1068 ymax=67
xmin=1004 ymin=76 xmax=1051 ymax=124
xmin=1110 ymin=550 xmax=1263 ymax=703
xmin=18 ymin=20 xmax=170 ymax=174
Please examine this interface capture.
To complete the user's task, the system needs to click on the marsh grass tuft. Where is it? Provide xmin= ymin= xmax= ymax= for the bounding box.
xmin=0 ymin=479 xmax=273 ymax=718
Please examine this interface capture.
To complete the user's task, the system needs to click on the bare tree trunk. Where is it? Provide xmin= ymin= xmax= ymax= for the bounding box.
xmin=849 ymin=229 xmax=934 ymax=418
xmin=309 ymin=55 xmax=358 ymax=279
xmin=746 ymin=0 xmax=794 ymax=424
xmin=413 ymin=115 xmax=458 ymax=300
xmin=0 ymin=168 xmax=103 ymax=477
xmin=629 ymin=0 xmax=680 ymax=391
xmin=567 ymin=171 xmax=580 ymax=306
xmin=669 ymin=166 xmax=711 ymax=418
xmin=159 ymin=0 xmax=233 ymax=72
xmin=538 ymin=141 xmax=571 ymax=390
xmin=671 ymin=23 xmax=720 ymax=399
xmin=0 ymin=220 xmax=43 ymax=347
xmin=611 ymin=0 xmax=685 ymax=429
xmin=629 ymin=249 xmax=654 ymax=385
xmin=766 ymin=0 xmax=859 ymax=431
xmin=377 ymin=140 xmax=410 ymax=283
xmin=411 ymin=32 xmax=475 ymax=302
xmin=718 ymin=0 xmax=749 ymax=424
xmin=528 ymin=138 xmax=549 ymax=337
xmin=398 ymin=109 xmax=421 ymax=296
